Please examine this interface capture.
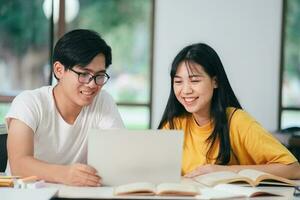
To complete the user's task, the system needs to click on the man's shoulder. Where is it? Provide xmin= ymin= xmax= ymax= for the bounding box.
xmin=6 ymin=86 xmax=54 ymax=128
xmin=18 ymin=86 xmax=52 ymax=97
xmin=87 ymin=90 xmax=116 ymax=113
xmin=98 ymin=89 xmax=111 ymax=98
xmin=14 ymin=86 xmax=53 ymax=104
xmin=93 ymin=89 xmax=113 ymax=104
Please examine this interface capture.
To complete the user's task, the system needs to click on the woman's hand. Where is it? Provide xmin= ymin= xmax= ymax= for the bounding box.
xmin=184 ymin=164 xmax=230 ymax=178
xmin=184 ymin=162 xmax=300 ymax=179
xmin=61 ymin=163 xmax=101 ymax=186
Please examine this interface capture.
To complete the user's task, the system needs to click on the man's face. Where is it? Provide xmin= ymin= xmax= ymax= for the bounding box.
xmin=58 ymin=53 xmax=107 ymax=107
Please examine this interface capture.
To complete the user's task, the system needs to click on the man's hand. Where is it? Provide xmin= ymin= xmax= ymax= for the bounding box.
xmin=61 ymin=163 xmax=101 ymax=186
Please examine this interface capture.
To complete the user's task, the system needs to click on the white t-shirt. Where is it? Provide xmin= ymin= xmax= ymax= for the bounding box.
xmin=5 ymin=86 xmax=124 ymax=165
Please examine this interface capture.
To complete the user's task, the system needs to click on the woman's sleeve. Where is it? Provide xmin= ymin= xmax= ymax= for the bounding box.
xmin=231 ymin=111 xmax=297 ymax=165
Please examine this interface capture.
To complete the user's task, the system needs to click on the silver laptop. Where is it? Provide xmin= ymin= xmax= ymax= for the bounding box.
xmin=87 ymin=129 xmax=184 ymax=186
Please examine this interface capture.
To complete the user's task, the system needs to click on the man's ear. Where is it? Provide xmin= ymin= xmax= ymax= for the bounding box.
xmin=53 ymin=61 xmax=65 ymax=80
xmin=213 ymin=76 xmax=218 ymax=89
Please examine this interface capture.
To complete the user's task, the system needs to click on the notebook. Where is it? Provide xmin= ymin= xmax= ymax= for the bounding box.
xmin=87 ymin=129 xmax=184 ymax=186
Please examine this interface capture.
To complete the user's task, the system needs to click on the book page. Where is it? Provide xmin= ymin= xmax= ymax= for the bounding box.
xmin=238 ymin=169 xmax=296 ymax=186
xmin=193 ymin=171 xmax=249 ymax=186
xmin=156 ymin=183 xmax=199 ymax=196
xmin=199 ymin=187 xmax=245 ymax=199
xmin=114 ymin=182 xmax=156 ymax=196
xmin=46 ymin=183 xmax=114 ymax=199
xmin=181 ymin=178 xmax=207 ymax=190
xmin=238 ymin=169 xmax=267 ymax=182
xmin=213 ymin=184 xmax=278 ymax=197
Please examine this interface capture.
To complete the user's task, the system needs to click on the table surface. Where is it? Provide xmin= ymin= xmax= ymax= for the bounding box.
xmin=1 ymin=183 xmax=300 ymax=200
xmin=46 ymin=182 xmax=300 ymax=200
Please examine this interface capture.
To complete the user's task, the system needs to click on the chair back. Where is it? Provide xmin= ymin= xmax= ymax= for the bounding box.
xmin=0 ymin=124 xmax=7 ymax=172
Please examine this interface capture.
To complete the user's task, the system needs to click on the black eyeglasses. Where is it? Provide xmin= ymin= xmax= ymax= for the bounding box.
xmin=294 ymin=186 xmax=300 ymax=196
xmin=69 ymin=68 xmax=110 ymax=86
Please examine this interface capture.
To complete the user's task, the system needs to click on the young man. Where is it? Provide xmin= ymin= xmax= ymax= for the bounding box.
xmin=5 ymin=29 xmax=124 ymax=186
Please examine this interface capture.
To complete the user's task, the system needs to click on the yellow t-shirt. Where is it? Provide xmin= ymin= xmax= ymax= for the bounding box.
xmin=162 ymin=107 xmax=297 ymax=175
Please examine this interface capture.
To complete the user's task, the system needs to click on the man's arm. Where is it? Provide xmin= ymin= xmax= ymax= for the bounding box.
xmin=7 ymin=118 xmax=101 ymax=186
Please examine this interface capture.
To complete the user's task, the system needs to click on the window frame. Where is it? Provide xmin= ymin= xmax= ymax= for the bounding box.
xmin=278 ymin=0 xmax=300 ymax=130
xmin=0 ymin=0 xmax=155 ymax=129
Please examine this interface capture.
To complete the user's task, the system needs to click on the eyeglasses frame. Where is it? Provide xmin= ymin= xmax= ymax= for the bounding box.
xmin=69 ymin=68 xmax=110 ymax=86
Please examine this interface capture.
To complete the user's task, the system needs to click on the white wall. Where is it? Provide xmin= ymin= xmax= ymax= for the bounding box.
xmin=152 ymin=0 xmax=282 ymax=131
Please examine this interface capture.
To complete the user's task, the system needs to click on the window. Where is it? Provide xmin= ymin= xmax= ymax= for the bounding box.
xmin=0 ymin=0 xmax=153 ymax=129
xmin=280 ymin=0 xmax=300 ymax=129
xmin=0 ymin=0 xmax=51 ymax=123
xmin=63 ymin=0 xmax=153 ymax=129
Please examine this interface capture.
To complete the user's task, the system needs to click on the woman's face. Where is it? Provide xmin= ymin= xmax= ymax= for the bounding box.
xmin=173 ymin=61 xmax=217 ymax=117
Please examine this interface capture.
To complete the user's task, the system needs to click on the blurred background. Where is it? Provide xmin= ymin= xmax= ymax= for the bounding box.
xmin=0 ymin=0 xmax=153 ymax=129
xmin=0 ymin=0 xmax=299 ymax=131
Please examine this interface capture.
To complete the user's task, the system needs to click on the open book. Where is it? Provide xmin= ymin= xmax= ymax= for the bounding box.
xmin=198 ymin=183 xmax=280 ymax=199
xmin=114 ymin=182 xmax=199 ymax=196
xmin=193 ymin=169 xmax=296 ymax=187
xmin=46 ymin=180 xmax=290 ymax=200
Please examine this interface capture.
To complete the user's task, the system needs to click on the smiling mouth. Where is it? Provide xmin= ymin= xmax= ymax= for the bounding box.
xmin=183 ymin=97 xmax=198 ymax=104
xmin=80 ymin=91 xmax=94 ymax=96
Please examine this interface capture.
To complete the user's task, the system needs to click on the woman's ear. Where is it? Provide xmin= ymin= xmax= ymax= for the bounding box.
xmin=53 ymin=61 xmax=65 ymax=80
xmin=213 ymin=76 xmax=218 ymax=89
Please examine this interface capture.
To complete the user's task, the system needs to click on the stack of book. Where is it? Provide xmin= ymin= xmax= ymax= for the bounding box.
xmin=0 ymin=175 xmax=45 ymax=188
xmin=0 ymin=174 xmax=19 ymax=187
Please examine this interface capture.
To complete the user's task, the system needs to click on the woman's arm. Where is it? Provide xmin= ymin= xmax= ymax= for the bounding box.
xmin=7 ymin=118 xmax=101 ymax=186
xmin=184 ymin=162 xmax=300 ymax=179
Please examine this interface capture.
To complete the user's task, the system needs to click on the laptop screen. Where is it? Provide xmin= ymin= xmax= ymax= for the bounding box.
xmin=87 ymin=129 xmax=184 ymax=186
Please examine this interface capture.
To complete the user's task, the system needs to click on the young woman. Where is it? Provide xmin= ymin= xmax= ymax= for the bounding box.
xmin=158 ymin=43 xmax=300 ymax=179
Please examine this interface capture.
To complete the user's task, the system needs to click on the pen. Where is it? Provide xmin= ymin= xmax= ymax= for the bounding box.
xmin=0 ymin=175 xmax=20 ymax=179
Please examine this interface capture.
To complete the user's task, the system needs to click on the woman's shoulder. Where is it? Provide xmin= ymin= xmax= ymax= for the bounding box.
xmin=227 ymin=107 xmax=255 ymax=123
xmin=227 ymin=107 xmax=259 ymax=135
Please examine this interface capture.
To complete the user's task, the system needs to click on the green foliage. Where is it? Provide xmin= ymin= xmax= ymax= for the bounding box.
xmin=0 ymin=103 xmax=10 ymax=124
xmin=67 ymin=0 xmax=152 ymax=103
xmin=285 ymin=0 xmax=300 ymax=77
xmin=118 ymin=106 xmax=149 ymax=129
xmin=118 ymin=87 xmax=138 ymax=102
xmin=0 ymin=0 xmax=152 ymax=125
xmin=76 ymin=0 xmax=150 ymax=34
xmin=0 ymin=0 xmax=48 ymax=56
xmin=68 ymin=0 xmax=152 ymax=76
